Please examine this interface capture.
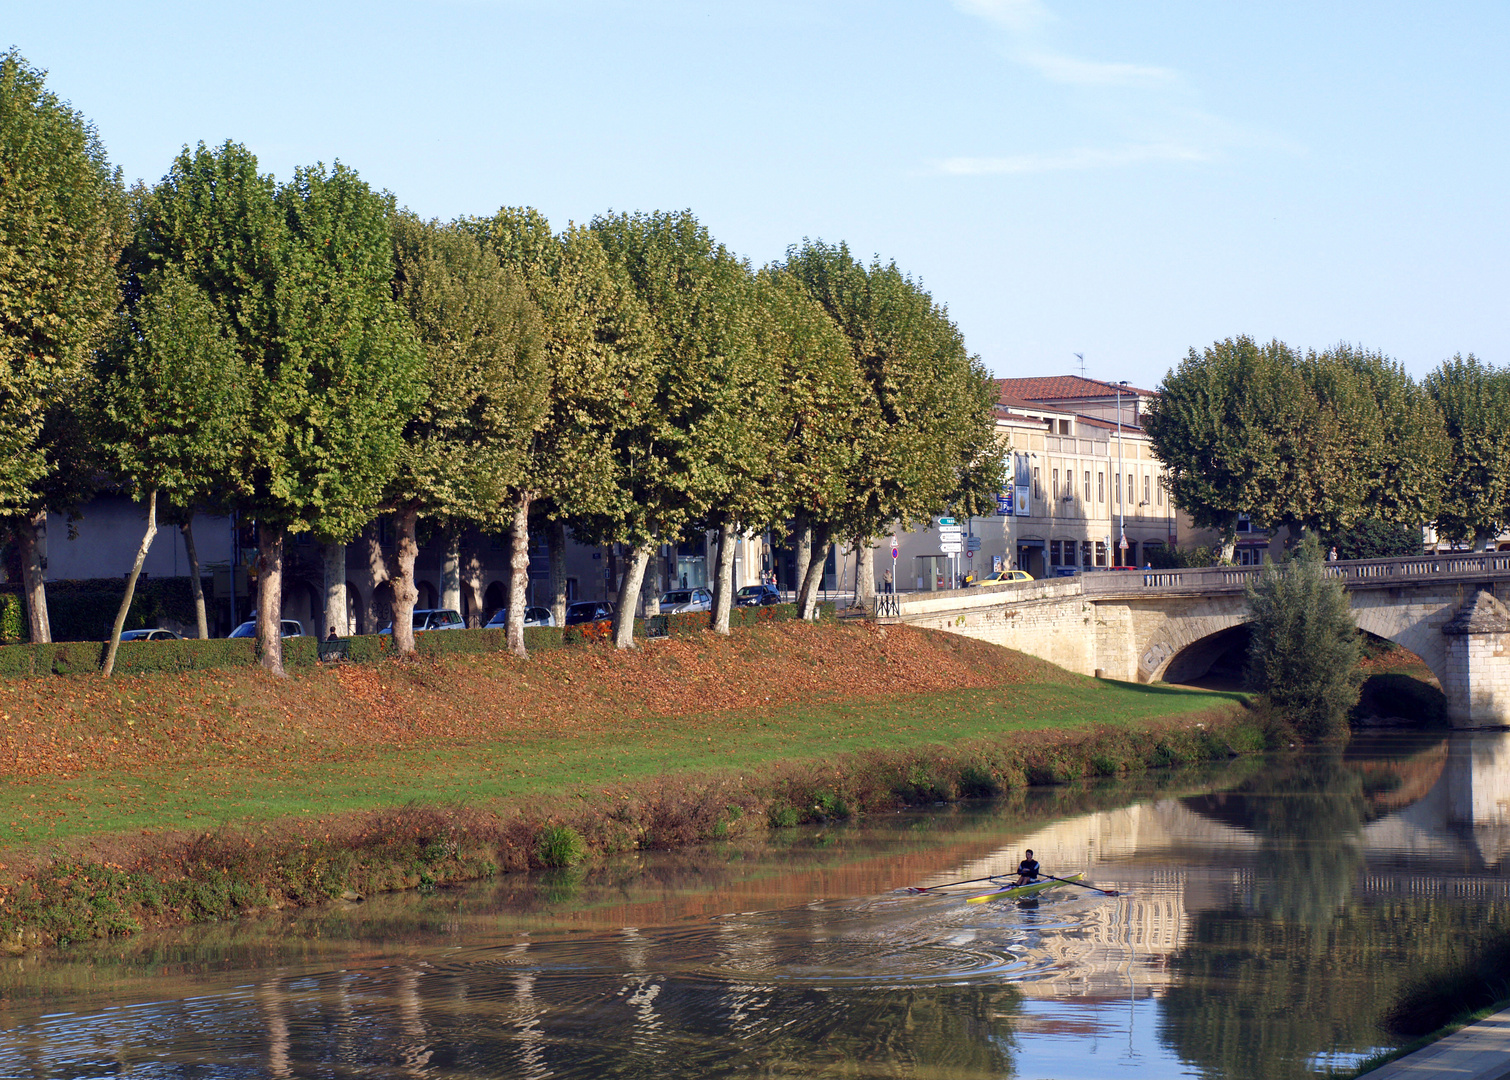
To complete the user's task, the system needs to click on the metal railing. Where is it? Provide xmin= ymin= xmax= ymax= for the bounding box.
xmin=1077 ymin=552 xmax=1510 ymax=597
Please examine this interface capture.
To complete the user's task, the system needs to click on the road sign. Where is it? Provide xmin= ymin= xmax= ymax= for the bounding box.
xmin=966 ymin=536 xmax=982 ymax=551
xmin=938 ymin=516 xmax=956 ymax=526
xmin=966 ymin=550 xmax=973 ymax=559
xmin=940 ymin=542 xmax=962 ymax=554
xmin=891 ymin=545 xmax=899 ymax=559
xmin=939 ymin=525 xmax=963 ymax=537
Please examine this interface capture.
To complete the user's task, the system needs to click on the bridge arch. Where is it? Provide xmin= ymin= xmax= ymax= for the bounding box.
xmin=1132 ymin=590 xmax=1454 ymax=687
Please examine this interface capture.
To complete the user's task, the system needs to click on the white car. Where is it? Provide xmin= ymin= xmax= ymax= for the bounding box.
xmin=229 ymin=619 xmax=304 ymax=639
xmin=659 ymin=588 xmax=712 ymax=614
xmin=484 ymin=606 xmax=554 ymax=629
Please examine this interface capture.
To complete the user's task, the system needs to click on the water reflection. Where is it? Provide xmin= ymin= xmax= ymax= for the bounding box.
xmin=2 ymin=735 xmax=1509 ymax=1079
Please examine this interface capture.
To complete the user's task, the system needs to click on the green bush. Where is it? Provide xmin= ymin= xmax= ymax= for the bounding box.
xmin=0 ymin=589 xmax=25 ymax=643
xmin=535 ymin=824 xmax=586 ymax=868
xmin=416 ymin=628 xmax=508 ymax=658
xmin=1245 ymin=536 xmax=1362 ymax=740
xmin=111 ymin=638 xmax=258 ymax=674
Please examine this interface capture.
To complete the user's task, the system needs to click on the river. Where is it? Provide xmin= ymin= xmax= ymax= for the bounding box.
xmin=2 ymin=731 xmax=1507 ymax=1079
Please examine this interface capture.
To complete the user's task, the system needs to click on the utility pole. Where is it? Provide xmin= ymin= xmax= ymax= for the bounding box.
xmin=1116 ymin=380 xmax=1129 ymax=565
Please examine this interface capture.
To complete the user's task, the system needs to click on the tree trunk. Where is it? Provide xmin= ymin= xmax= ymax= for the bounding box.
xmin=181 ymin=519 xmax=209 ymax=639
xmin=256 ymin=527 xmax=285 ymax=676
xmin=506 ymin=492 xmax=534 ymax=658
xmin=793 ymin=512 xmax=812 ymax=600
xmin=711 ymin=516 xmax=737 ymax=634
xmin=16 ymin=511 xmax=50 ymax=643
xmin=462 ymin=543 xmax=485 ymax=627
xmin=1476 ymin=529 xmax=1496 ymax=553
xmin=613 ymin=544 xmax=652 ymax=649
xmin=798 ymin=524 xmax=832 ymax=620
xmin=391 ymin=506 xmax=420 ymax=657
xmin=548 ymin=520 xmax=568 ymax=628
xmin=321 ymin=540 xmax=347 ymax=638
xmin=856 ymin=540 xmax=876 ymax=612
xmin=644 ymin=540 xmax=662 ymax=616
xmin=1219 ymin=515 xmax=1238 ymax=564
xmin=440 ymin=527 xmax=461 ymax=614
xmin=103 ymin=490 xmax=159 ymax=678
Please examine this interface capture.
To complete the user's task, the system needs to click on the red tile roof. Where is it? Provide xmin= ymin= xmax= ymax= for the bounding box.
xmin=996 ymin=375 xmax=1156 ymax=402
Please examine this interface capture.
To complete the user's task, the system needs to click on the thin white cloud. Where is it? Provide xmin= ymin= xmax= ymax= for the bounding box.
xmin=952 ymin=0 xmax=1051 ymax=33
xmin=936 ymin=143 xmax=1212 ymax=176
xmin=1018 ymin=51 xmax=1179 ymax=88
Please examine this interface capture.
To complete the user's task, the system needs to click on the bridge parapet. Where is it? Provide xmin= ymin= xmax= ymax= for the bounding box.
xmin=1080 ymin=553 xmax=1510 ymax=598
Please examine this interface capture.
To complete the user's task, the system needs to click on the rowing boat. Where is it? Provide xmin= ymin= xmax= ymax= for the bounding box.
xmin=965 ymin=873 xmax=1084 ymax=904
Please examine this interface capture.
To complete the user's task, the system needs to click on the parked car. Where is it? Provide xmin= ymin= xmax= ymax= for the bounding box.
xmin=379 ymin=608 xmax=465 ymax=635
xmin=735 ymin=584 xmax=782 ymax=607
xmin=563 ymin=600 xmax=615 ymax=626
xmin=982 ymin=570 xmax=1034 ymax=583
xmin=484 ymin=606 xmax=554 ymax=629
xmin=119 ymin=628 xmax=183 ymax=642
xmin=658 ymin=588 xmax=712 ymax=614
xmin=228 ymin=619 xmax=305 ymax=639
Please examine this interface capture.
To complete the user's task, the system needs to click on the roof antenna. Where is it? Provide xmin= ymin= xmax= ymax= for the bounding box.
xmin=1073 ymin=352 xmax=1085 ymax=379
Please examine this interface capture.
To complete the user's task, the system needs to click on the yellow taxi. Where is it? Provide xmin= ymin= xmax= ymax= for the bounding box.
xmin=981 ymin=569 xmax=1034 ymax=583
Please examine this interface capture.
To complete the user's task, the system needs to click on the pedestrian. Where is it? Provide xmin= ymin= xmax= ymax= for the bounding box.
xmin=326 ymin=626 xmax=338 ymax=641
xmin=883 ymin=566 xmax=893 ymax=594
xmin=1328 ymin=546 xmax=1338 ymax=562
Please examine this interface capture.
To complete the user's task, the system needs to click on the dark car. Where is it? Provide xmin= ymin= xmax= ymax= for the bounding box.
xmin=735 ymin=584 xmax=781 ymax=607
xmin=484 ymin=606 xmax=554 ymax=629
xmin=563 ymin=600 xmax=615 ymax=626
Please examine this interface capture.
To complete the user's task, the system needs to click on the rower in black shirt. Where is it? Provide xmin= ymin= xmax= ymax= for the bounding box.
xmin=1014 ymin=850 xmax=1040 ymax=887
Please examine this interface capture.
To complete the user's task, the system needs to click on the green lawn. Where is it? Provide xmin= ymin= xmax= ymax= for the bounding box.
xmin=0 ymin=676 xmax=1245 ymax=851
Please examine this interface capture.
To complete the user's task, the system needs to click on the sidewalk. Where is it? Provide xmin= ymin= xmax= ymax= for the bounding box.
xmin=1368 ymin=1008 xmax=1510 ymax=1079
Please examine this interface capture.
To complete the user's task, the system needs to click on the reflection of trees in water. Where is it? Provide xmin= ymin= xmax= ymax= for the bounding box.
xmin=1182 ymin=752 xmax=1369 ymax=925
xmin=1157 ymin=900 xmax=1510 ymax=1080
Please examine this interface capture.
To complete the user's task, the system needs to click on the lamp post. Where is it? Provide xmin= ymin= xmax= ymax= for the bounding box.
xmin=1115 ymin=380 xmax=1129 ymax=565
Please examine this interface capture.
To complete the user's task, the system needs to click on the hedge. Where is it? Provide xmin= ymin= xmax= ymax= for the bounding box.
xmin=43 ymin=577 xmax=208 ymax=643
xmin=0 ymin=603 xmax=833 ymax=678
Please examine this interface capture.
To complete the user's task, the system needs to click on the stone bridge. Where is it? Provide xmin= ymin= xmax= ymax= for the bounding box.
xmin=875 ymin=553 xmax=1510 ymax=727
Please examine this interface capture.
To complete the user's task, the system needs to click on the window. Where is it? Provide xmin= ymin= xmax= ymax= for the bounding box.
xmin=1084 ymin=470 xmax=1091 ymax=502
xmin=1127 ymin=474 xmax=1134 ymax=506
xmin=1049 ymin=540 xmax=1061 ymax=566
xmin=1114 ymin=473 xmax=1121 ymax=506
xmin=1052 ymin=469 xmax=1059 ymax=500
xmin=1081 ymin=540 xmax=1093 ymax=567
xmin=1157 ymin=480 xmax=1164 ymax=507
xmin=1058 ymin=419 xmax=1071 ymax=435
xmin=1098 ymin=472 xmax=1105 ymax=503
xmin=1143 ymin=475 xmax=1150 ymax=505
xmin=1033 ymin=467 xmax=1041 ymax=500
xmin=1095 ymin=541 xmax=1108 ymax=567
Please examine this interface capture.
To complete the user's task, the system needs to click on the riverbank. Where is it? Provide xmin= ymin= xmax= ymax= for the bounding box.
xmin=0 ymin=621 xmax=1261 ymax=949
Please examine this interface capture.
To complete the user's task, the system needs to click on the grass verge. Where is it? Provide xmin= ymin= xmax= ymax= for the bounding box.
xmin=0 ymin=622 xmax=1262 ymax=950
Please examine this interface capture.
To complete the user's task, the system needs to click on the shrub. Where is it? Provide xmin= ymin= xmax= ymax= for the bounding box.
xmin=1245 ymin=535 xmax=1362 ymax=740
xmin=45 ymin=577 xmax=206 ymax=641
xmin=416 ymin=628 xmax=509 ymax=658
xmin=535 ymin=824 xmax=587 ymax=868
xmin=0 ymin=589 xmax=25 ymax=643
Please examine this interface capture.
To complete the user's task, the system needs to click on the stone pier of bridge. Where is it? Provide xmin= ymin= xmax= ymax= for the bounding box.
xmin=874 ymin=553 xmax=1510 ymax=728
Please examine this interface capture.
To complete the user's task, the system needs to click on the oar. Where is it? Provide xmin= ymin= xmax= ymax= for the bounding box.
xmin=903 ymin=874 xmax=1006 ymax=894
xmin=1039 ymin=872 xmax=1120 ymax=897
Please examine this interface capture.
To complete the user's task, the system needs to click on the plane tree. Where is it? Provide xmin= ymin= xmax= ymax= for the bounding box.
xmin=382 ymin=213 xmax=547 ymax=656
xmin=1426 ymin=354 xmax=1510 ymax=549
xmin=134 ymin=143 xmax=422 ymax=673
xmin=0 ymin=49 xmax=127 ymax=641
xmin=467 ymin=208 xmax=648 ymax=652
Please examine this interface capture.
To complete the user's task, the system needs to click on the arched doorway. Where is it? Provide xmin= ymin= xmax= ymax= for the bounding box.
xmin=417 ymin=580 xmax=438 ymax=610
xmin=483 ymin=580 xmax=506 ymax=623
xmin=344 ymin=581 xmax=364 ymax=635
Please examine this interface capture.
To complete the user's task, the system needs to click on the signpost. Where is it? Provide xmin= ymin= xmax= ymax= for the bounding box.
xmin=938 ymin=517 xmax=962 ymax=587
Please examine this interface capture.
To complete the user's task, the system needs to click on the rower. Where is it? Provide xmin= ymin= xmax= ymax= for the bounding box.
xmin=1014 ymin=850 xmax=1040 ymax=887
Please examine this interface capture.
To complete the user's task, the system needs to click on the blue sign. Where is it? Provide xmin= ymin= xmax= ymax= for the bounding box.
xmin=996 ymin=492 xmax=1012 ymax=515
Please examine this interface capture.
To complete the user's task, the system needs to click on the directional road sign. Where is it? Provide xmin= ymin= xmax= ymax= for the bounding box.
xmin=938 ymin=516 xmax=956 ymax=526
xmin=966 ymin=536 xmax=982 ymax=551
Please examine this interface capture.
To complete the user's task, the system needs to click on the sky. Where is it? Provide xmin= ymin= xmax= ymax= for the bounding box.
xmin=9 ymin=0 xmax=1507 ymax=390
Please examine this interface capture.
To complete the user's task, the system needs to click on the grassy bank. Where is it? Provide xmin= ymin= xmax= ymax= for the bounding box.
xmin=0 ymin=621 xmax=1261 ymax=949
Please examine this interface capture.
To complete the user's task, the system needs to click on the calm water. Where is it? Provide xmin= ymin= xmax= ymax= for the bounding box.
xmin=2 ymin=731 xmax=1508 ymax=1079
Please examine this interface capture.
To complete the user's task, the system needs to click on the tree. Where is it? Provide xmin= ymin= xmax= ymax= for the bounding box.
xmin=96 ymin=266 xmax=252 ymax=674
xmin=468 ymin=209 xmax=648 ymax=651
xmin=1145 ymin=338 xmax=1298 ymax=561
xmin=1244 ymin=536 xmax=1361 ymax=740
xmin=586 ymin=210 xmax=763 ymax=647
xmin=135 ymin=143 xmax=422 ymax=673
xmin=0 ymin=49 xmax=127 ymax=640
xmin=381 ymin=213 xmax=547 ymax=656
xmin=1426 ymin=354 xmax=1510 ymax=549
xmin=779 ymin=241 xmax=1002 ymax=616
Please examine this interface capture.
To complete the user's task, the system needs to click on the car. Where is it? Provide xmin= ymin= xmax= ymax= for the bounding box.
xmin=735 ymin=584 xmax=782 ymax=607
xmin=119 ymin=628 xmax=183 ymax=642
xmin=563 ymin=600 xmax=615 ymax=626
xmin=982 ymin=570 xmax=1035 ymax=583
xmin=379 ymin=608 xmax=465 ymax=635
xmin=658 ymin=588 xmax=712 ymax=614
xmin=228 ymin=619 xmax=305 ymax=639
xmin=484 ymin=606 xmax=554 ymax=629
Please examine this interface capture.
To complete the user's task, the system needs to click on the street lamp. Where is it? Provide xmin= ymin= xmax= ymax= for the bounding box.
xmin=1115 ymin=380 xmax=1129 ymax=566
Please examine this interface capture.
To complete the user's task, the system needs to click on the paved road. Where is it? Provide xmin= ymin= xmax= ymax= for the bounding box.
xmin=1368 ymin=1007 xmax=1510 ymax=1079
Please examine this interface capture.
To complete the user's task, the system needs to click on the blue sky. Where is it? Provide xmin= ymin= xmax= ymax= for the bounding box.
xmin=10 ymin=1 xmax=1506 ymax=390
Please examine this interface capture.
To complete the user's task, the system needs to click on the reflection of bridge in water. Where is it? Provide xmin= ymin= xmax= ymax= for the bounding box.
xmin=921 ymin=732 xmax=1510 ymax=1000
